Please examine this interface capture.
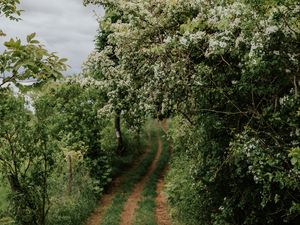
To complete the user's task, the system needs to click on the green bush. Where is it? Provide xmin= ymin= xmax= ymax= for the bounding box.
xmin=166 ymin=96 xmax=300 ymax=225
xmin=46 ymin=149 xmax=97 ymax=225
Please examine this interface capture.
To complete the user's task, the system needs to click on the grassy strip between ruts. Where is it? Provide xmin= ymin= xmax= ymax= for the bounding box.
xmin=100 ymin=130 xmax=158 ymax=225
xmin=132 ymin=130 xmax=170 ymax=225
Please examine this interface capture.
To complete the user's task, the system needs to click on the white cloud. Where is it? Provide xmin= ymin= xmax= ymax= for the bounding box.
xmin=0 ymin=0 xmax=104 ymax=74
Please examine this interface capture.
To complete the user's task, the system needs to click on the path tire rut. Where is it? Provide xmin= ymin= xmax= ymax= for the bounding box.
xmin=119 ymin=134 xmax=163 ymax=225
xmin=85 ymin=144 xmax=151 ymax=225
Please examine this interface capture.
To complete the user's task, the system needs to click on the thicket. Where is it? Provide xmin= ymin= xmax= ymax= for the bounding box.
xmin=0 ymin=1 xmax=147 ymax=224
xmin=1 ymin=0 xmax=300 ymax=224
xmin=0 ymin=80 xmax=145 ymax=225
xmin=84 ymin=0 xmax=300 ymax=224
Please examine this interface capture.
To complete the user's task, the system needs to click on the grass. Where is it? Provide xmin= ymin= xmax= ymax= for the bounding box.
xmin=132 ymin=131 xmax=170 ymax=225
xmin=100 ymin=130 xmax=159 ymax=225
xmin=48 ymin=195 xmax=97 ymax=225
xmin=0 ymin=176 xmax=9 ymax=213
xmin=0 ymin=177 xmax=13 ymax=225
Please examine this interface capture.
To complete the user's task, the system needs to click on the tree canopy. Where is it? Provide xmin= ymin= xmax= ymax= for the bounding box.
xmin=83 ymin=0 xmax=300 ymax=224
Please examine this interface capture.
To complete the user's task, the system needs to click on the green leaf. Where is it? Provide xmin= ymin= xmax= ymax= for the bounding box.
xmin=291 ymin=158 xmax=297 ymax=166
xmin=4 ymin=38 xmax=15 ymax=48
xmin=59 ymin=58 xmax=68 ymax=63
xmin=30 ymin=40 xmax=39 ymax=44
xmin=26 ymin=32 xmax=36 ymax=43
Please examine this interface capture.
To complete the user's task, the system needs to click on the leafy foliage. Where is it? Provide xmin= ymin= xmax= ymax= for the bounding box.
xmin=0 ymin=34 xmax=67 ymax=87
xmin=35 ymin=80 xmax=112 ymax=191
xmin=84 ymin=0 xmax=300 ymax=224
xmin=0 ymin=89 xmax=58 ymax=225
xmin=0 ymin=2 xmax=70 ymax=224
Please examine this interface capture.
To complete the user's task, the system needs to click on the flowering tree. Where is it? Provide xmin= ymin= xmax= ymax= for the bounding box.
xmin=82 ymin=2 xmax=149 ymax=154
xmin=84 ymin=0 xmax=300 ymax=224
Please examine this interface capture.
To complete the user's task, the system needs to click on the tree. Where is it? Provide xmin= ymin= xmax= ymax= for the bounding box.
xmin=35 ymin=79 xmax=112 ymax=191
xmin=0 ymin=89 xmax=60 ymax=225
xmin=84 ymin=0 xmax=300 ymax=224
xmin=0 ymin=1 xmax=67 ymax=224
xmin=82 ymin=4 xmax=147 ymax=155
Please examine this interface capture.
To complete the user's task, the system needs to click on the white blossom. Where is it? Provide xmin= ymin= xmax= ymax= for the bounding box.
xmin=266 ymin=25 xmax=278 ymax=35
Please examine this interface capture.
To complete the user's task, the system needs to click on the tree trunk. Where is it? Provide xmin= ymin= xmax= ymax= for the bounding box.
xmin=115 ymin=112 xmax=125 ymax=155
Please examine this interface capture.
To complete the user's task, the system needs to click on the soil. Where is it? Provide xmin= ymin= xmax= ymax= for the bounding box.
xmin=85 ymin=144 xmax=151 ymax=225
xmin=86 ymin=123 xmax=173 ymax=225
xmin=155 ymin=119 xmax=173 ymax=225
xmin=119 ymin=134 xmax=163 ymax=225
xmin=155 ymin=168 xmax=172 ymax=225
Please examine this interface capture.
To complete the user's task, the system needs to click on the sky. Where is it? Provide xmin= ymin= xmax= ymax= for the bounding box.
xmin=0 ymin=0 xmax=104 ymax=74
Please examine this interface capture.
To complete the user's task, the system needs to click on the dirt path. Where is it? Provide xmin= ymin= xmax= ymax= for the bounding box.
xmin=119 ymin=134 xmax=163 ymax=225
xmin=85 ymin=144 xmax=151 ymax=225
xmin=155 ymin=168 xmax=172 ymax=225
xmin=156 ymin=119 xmax=173 ymax=225
xmin=85 ymin=178 xmax=121 ymax=225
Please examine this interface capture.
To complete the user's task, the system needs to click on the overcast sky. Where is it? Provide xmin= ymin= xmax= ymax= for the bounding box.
xmin=0 ymin=0 xmax=104 ymax=74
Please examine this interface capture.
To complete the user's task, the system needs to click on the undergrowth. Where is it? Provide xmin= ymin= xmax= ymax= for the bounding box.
xmin=100 ymin=131 xmax=158 ymax=225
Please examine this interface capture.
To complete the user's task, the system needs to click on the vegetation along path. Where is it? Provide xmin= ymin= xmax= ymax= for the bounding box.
xmin=85 ymin=136 xmax=151 ymax=225
xmin=120 ymin=131 xmax=163 ymax=225
xmin=155 ymin=122 xmax=172 ymax=225
xmin=85 ymin=123 xmax=173 ymax=225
